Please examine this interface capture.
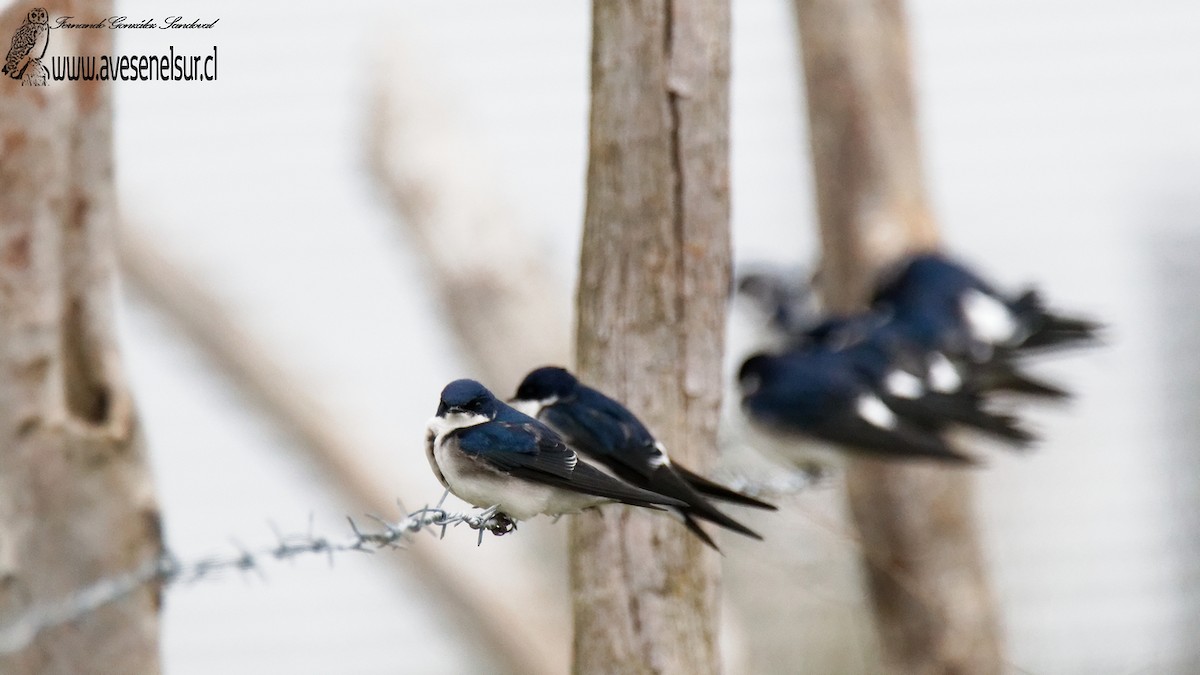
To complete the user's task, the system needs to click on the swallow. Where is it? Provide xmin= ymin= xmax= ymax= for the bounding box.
xmin=512 ymin=366 xmax=775 ymax=550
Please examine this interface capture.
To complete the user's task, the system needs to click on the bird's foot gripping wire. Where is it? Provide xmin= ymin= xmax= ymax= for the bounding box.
xmin=486 ymin=511 xmax=518 ymax=536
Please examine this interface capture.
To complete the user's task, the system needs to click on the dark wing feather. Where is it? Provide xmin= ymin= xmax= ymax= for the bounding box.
xmin=884 ymin=392 xmax=1037 ymax=446
xmin=454 ymin=421 xmax=686 ymax=509
xmin=540 ymin=461 xmax=686 ymax=510
xmin=540 ymin=393 xmax=763 ymax=540
xmin=808 ymin=408 xmax=974 ymax=462
xmin=559 ymin=387 xmax=664 ymax=473
xmin=455 ymin=420 xmax=575 ymax=476
xmin=543 ymin=395 xmax=767 ymax=545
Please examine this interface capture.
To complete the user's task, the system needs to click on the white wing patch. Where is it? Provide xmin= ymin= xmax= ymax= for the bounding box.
xmin=650 ymin=441 xmax=671 ymax=468
xmin=856 ymin=395 xmax=898 ymax=430
xmin=564 ymin=449 xmax=578 ymax=471
xmin=926 ymin=353 xmax=962 ymax=393
xmin=962 ymin=289 xmax=1018 ymax=344
xmin=884 ymin=370 xmax=924 ymax=399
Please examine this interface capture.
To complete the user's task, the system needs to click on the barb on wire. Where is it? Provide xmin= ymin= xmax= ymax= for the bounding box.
xmin=0 ymin=498 xmax=511 ymax=655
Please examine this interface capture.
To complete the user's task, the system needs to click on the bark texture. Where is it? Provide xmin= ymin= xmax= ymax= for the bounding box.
xmin=793 ymin=1 xmax=1003 ymax=673
xmin=571 ymin=1 xmax=730 ymax=673
xmin=0 ymin=2 xmax=162 ymax=673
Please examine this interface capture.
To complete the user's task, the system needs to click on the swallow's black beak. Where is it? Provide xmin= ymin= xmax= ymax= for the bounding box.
xmin=442 ymin=403 xmax=468 ymax=415
xmin=436 ymin=400 xmax=450 ymax=416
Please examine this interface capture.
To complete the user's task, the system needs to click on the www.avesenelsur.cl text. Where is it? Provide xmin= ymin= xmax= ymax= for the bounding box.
xmin=48 ymin=47 xmax=217 ymax=81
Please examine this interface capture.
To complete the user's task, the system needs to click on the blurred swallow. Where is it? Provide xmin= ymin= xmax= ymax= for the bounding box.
xmin=872 ymin=252 xmax=1102 ymax=358
xmin=737 ymin=348 xmax=973 ymax=464
xmin=803 ymin=315 xmax=1038 ymax=445
xmin=735 ymin=266 xmax=821 ymax=338
xmin=734 ymin=251 xmax=1101 ymax=469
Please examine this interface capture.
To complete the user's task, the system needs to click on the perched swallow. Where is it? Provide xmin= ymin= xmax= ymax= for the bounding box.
xmin=512 ymin=366 xmax=775 ymax=550
xmin=737 ymin=349 xmax=972 ymax=464
xmin=426 ymin=379 xmax=686 ymax=522
xmin=872 ymin=253 xmax=1102 ymax=358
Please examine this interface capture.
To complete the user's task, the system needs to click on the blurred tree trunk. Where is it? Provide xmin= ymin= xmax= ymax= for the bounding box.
xmin=0 ymin=2 xmax=162 ymax=673
xmin=793 ymin=0 xmax=1004 ymax=672
xmin=571 ymin=1 xmax=730 ymax=673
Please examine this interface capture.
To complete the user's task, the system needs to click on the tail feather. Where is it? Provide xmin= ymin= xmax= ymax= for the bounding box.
xmin=644 ymin=466 xmax=764 ymax=545
xmin=972 ymin=360 xmax=1072 ymax=399
xmin=1012 ymin=290 xmax=1102 ymax=351
xmin=672 ymin=464 xmax=778 ymax=511
xmin=682 ymin=513 xmax=722 ymax=552
xmin=816 ymin=417 xmax=977 ymax=463
xmin=542 ymin=462 xmax=688 ymax=511
xmin=887 ymin=394 xmax=1037 ymax=446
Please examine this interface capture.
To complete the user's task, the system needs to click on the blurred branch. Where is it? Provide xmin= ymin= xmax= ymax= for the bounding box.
xmin=793 ymin=0 xmax=1004 ymax=672
xmin=0 ymin=501 xmax=511 ymax=655
xmin=115 ymin=222 xmax=559 ymax=675
xmin=364 ymin=44 xmax=577 ymax=672
xmin=367 ymin=50 xmax=571 ymax=390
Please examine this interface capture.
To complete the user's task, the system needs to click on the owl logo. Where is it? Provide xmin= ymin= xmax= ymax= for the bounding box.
xmin=3 ymin=7 xmax=50 ymax=86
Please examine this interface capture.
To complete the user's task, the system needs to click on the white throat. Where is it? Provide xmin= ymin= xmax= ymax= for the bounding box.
xmin=509 ymin=396 xmax=557 ymax=418
xmin=427 ymin=410 xmax=491 ymax=445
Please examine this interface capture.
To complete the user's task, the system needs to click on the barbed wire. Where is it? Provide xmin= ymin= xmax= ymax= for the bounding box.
xmin=0 ymin=494 xmax=511 ymax=655
xmin=0 ymin=475 xmax=824 ymax=656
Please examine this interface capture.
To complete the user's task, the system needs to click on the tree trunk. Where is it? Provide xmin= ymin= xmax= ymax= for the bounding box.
xmin=571 ymin=1 xmax=730 ymax=673
xmin=793 ymin=0 xmax=1004 ymax=672
xmin=0 ymin=2 xmax=162 ymax=673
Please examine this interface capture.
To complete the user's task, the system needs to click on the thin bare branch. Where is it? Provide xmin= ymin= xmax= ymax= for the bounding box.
xmin=367 ymin=47 xmax=571 ymax=391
